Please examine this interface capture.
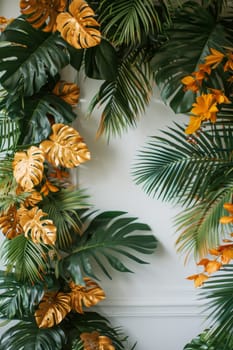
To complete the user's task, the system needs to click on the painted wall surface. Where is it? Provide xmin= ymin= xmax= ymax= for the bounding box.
xmin=0 ymin=1 xmax=206 ymax=349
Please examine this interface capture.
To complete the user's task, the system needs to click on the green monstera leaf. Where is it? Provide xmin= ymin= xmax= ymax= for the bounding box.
xmin=58 ymin=211 xmax=157 ymax=285
xmin=151 ymin=1 xmax=233 ymax=113
xmin=0 ymin=17 xmax=70 ymax=97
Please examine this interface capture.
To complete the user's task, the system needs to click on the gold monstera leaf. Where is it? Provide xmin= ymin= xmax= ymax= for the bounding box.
xmin=80 ymin=332 xmax=115 ymax=350
xmin=69 ymin=277 xmax=105 ymax=314
xmin=20 ymin=0 xmax=67 ymax=32
xmin=0 ymin=206 xmax=23 ymax=239
xmin=35 ymin=291 xmax=71 ymax=328
xmin=40 ymin=123 xmax=90 ymax=168
xmin=18 ymin=206 xmax=57 ymax=245
xmin=56 ymin=0 xmax=101 ymax=49
xmin=52 ymin=80 xmax=80 ymax=106
xmin=13 ymin=146 xmax=45 ymax=192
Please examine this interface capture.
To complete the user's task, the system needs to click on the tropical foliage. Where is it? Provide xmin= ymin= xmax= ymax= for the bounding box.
xmin=132 ymin=0 xmax=233 ymax=348
xmin=0 ymin=1 xmax=158 ymax=349
xmin=1 ymin=0 xmax=233 ymax=349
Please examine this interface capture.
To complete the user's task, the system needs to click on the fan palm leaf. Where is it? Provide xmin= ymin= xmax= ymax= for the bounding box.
xmin=0 ymin=17 xmax=70 ymax=96
xmin=199 ymin=264 xmax=233 ymax=348
xmin=41 ymin=188 xmax=90 ymax=249
xmin=150 ymin=1 xmax=233 ymax=113
xmin=88 ymin=49 xmax=154 ymax=137
xmin=175 ymin=183 xmax=233 ymax=258
xmin=0 ymin=112 xmax=19 ymax=153
xmin=98 ymin=0 xmax=162 ymax=46
xmin=63 ymin=311 xmax=131 ymax=350
xmin=132 ymin=123 xmax=233 ymax=206
xmin=0 ymin=271 xmax=44 ymax=320
xmin=0 ymin=321 xmax=66 ymax=350
xmin=58 ymin=211 xmax=157 ymax=284
xmin=0 ymin=234 xmax=52 ymax=284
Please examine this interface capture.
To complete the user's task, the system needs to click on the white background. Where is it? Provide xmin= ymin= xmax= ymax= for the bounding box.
xmin=0 ymin=1 xmax=206 ymax=349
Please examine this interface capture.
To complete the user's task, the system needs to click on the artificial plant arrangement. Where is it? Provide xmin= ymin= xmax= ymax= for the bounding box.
xmin=132 ymin=0 xmax=233 ymax=348
xmin=0 ymin=1 xmax=158 ymax=349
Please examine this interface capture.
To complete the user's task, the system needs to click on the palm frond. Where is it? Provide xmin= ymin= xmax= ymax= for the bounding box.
xmin=199 ymin=265 xmax=233 ymax=348
xmin=99 ymin=0 xmax=162 ymax=46
xmin=41 ymin=188 xmax=90 ymax=249
xmin=0 ymin=321 xmax=66 ymax=350
xmin=88 ymin=49 xmax=154 ymax=138
xmin=0 ymin=271 xmax=43 ymax=320
xmin=0 ymin=235 xmax=51 ymax=284
xmin=175 ymin=183 xmax=233 ymax=258
xmin=63 ymin=311 xmax=128 ymax=350
xmin=132 ymin=123 xmax=233 ymax=206
xmin=0 ymin=17 xmax=70 ymax=96
xmin=151 ymin=1 xmax=233 ymax=113
xmin=58 ymin=211 xmax=157 ymax=284
xmin=0 ymin=112 xmax=19 ymax=153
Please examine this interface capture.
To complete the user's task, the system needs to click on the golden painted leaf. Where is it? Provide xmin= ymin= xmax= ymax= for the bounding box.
xmin=52 ymin=81 xmax=80 ymax=106
xmin=0 ymin=206 xmax=23 ymax=239
xmin=16 ymin=186 xmax=42 ymax=208
xmin=99 ymin=336 xmax=115 ymax=350
xmin=0 ymin=16 xmax=13 ymax=32
xmin=40 ymin=179 xmax=59 ymax=197
xmin=69 ymin=277 xmax=105 ymax=313
xmin=40 ymin=123 xmax=90 ymax=168
xmin=13 ymin=146 xmax=45 ymax=192
xmin=20 ymin=0 xmax=67 ymax=32
xmin=80 ymin=331 xmax=100 ymax=350
xmin=18 ymin=206 xmax=57 ymax=245
xmin=35 ymin=291 xmax=71 ymax=328
xmin=187 ymin=273 xmax=208 ymax=288
xmin=56 ymin=0 xmax=101 ymax=49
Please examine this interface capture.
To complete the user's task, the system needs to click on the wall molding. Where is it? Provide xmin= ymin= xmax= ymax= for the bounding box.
xmin=94 ymin=287 xmax=207 ymax=319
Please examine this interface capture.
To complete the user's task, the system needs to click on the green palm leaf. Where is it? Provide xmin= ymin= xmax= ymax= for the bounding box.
xmin=0 ymin=271 xmax=43 ymax=320
xmin=0 ymin=17 xmax=70 ymax=96
xmin=63 ymin=312 xmax=128 ymax=350
xmin=88 ymin=50 xmax=154 ymax=137
xmin=199 ymin=265 xmax=233 ymax=348
xmin=58 ymin=211 xmax=157 ymax=284
xmin=0 ymin=112 xmax=19 ymax=152
xmin=0 ymin=321 xmax=66 ymax=350
xmin=175 ymin=184 xmax=233 ymax=258
xmin=98 ymin=0 xmax=161 ymax=46
xmin=0 ymin=235 xmax=51 ymax=284
xmin=133 ymin=123 xmax=233 ymax=206
xmin=151 ymin=1 xmax=233 ymax=113
xmin=41 ymin=189 xmax=90 ymax=249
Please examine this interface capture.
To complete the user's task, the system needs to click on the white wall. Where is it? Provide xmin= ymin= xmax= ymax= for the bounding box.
xmin=76 ymin=77 xmax=206 ymax=350
xmin=0 ymin=1 xmax=206 ymax=349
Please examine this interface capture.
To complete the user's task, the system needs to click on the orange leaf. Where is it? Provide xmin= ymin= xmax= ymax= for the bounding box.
xmin=35 ymin=291 xmax=71 ymax=328
xmin=13 ymin=146 xmax=44 ymax=192
xmin=0 ymin=206 xmax=23 ymax=239
xmin=69 ymin=277 xmax=105 ymax=313
xmin=52 ymin=81 xmax=80 ymax=106
xmin=18 ymin=206 xmax=57 ymax=245
xmin=56 ymin=0 xmax=101 ymax=49
xmin=187 ymin=273 xmax=208 ymax=287
xmin=40 ymin=123 xmax=90 ymax=168
xmin=20 ymin=0 xmax=66 ymax=32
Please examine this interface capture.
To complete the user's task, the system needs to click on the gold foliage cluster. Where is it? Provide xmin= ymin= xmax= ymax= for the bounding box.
xmin=181 ymin=48 xmax=233 ymax=135
xmin=0 ymin=123 xmax=90 ymax=245
xmin=20 ymin=0 xmax=101 ymax=49
xmin=80 ymin=331 xmax=115 ymax=350
xmin=35 ymin=278 xmax=105 ymax=328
